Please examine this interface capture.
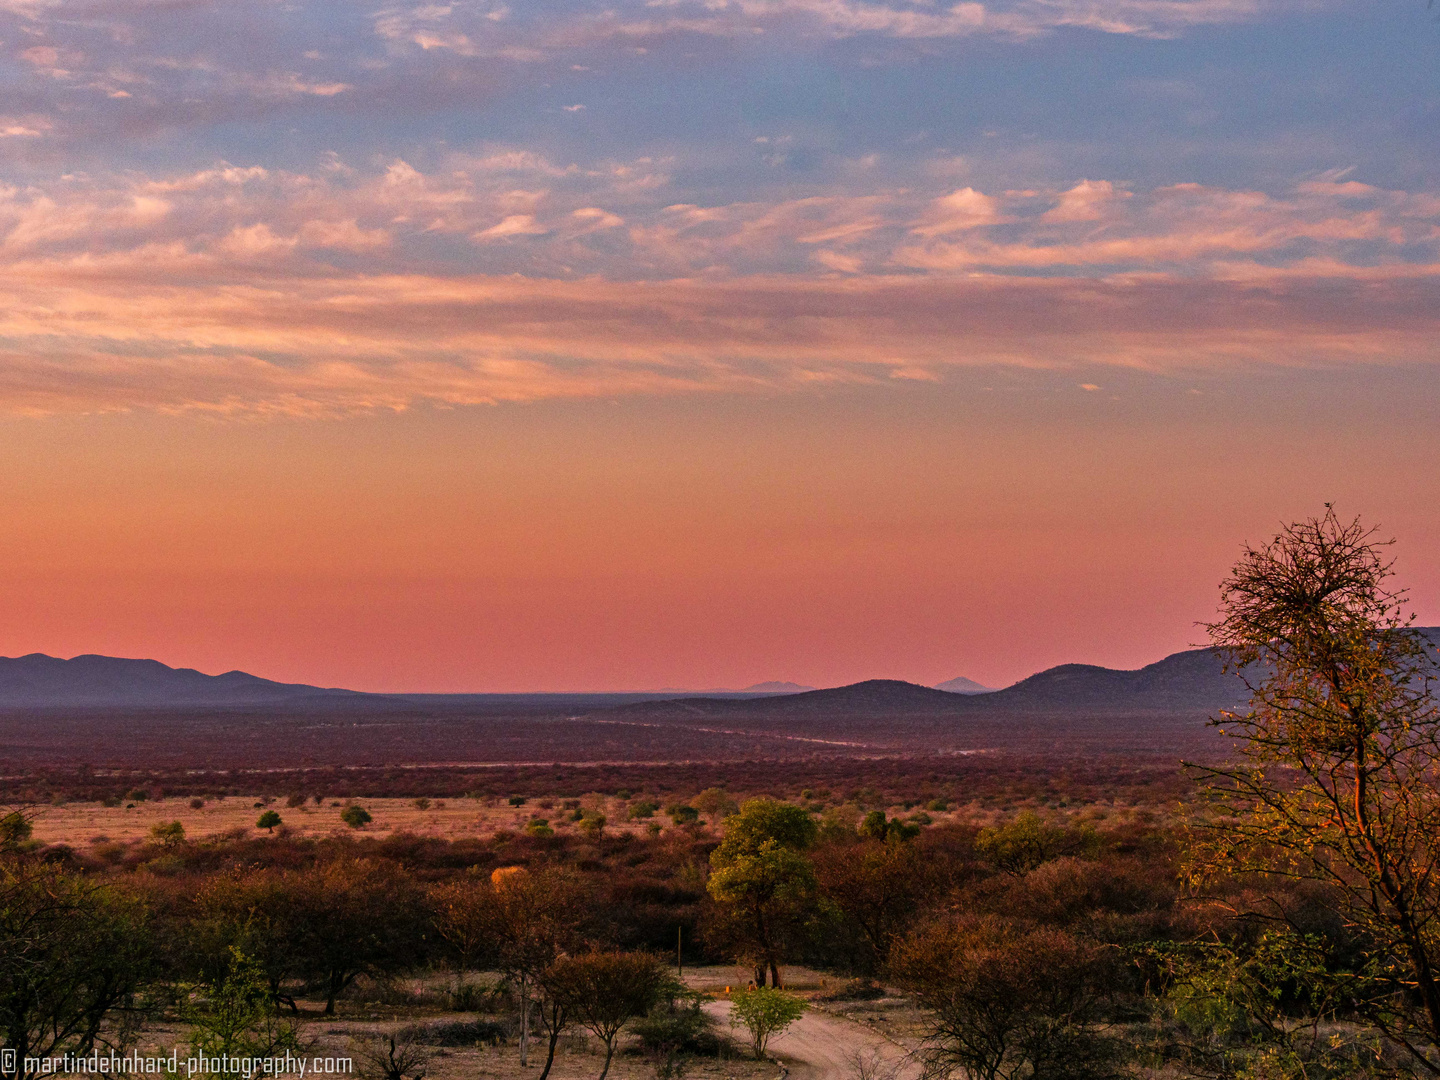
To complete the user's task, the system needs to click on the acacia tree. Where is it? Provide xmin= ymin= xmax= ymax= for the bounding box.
xmin=288 ymin=858 xmax=428 ymax=1014
xmin=543 ymin=952 xmax=670 ymax=1080
xmin=812 ymin=834 xmax=937 ymax=972
xmin=0 ymin=852 xmax=154 ymax=1080
xmin=706 ymin=799 xmax=817 ymax=988
xmin=889 ymin=916 xmax=1119 ymax=1080
xmin=1191 ymin=507 xmax=1440 ymax=1070
xmin=436 ymin=867 xmax=588 ymax=1067
xmin=189 ymin=867 xmax=304 ymax=1011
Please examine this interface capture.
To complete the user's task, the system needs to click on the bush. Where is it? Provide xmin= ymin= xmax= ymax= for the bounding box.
xmin=859 ymin=811 xmax=920 ymax=842
xmin=890 ymin=916 xmax=1122 ymax=1080
xmin=631 ymin=993 xmax=715 ymax=1078
xmin=628 ymin=800 xmax=660 ymax=820
xmin=507 ymin=795 xmax=527 ymax=807
xmin=149 ymin=820 xmax=186 ymax=847
xmin=256 ymin=810 xmax=282 ymax=833
xmin=0 ymin=811 xmax=34 ymax=849
xmin=728 ymin=987 xmax=806 ymax=1059
xmin=668 ymin=805 xmax=700 ymax=825
xmin=349 ymin=1034 xmax=428 ymax=1080
xmin=976 ymin=811 xmax=1096 ymax=875
xmin=341 ymin=804 xmax=373 ymax=829
xmin=395 ymin=1019 xmax=508 ymax=1047
xmin=286 ymin=794 xmax=307 ymax=808
xmin=189 ymin=797 xmax=206 ymax=809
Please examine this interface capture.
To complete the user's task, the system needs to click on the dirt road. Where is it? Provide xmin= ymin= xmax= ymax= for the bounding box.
xmin=703 ymin=1000 xmax=921 ymax=1080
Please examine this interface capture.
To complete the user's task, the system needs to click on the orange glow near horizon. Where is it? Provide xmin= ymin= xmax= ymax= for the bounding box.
xmin=2 ymin=372 xmax=1437 ymax=693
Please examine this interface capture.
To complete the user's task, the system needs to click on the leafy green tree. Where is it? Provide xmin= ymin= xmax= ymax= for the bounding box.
xmin=340 ymin=804 xmax=372 ymax=828
xmin=0 ymin=853 xmax=154 ymax=1080
xmin=630 ymin=988 xmax=712 ymax=1079
xmin=149 ymin=820 xmax=186 ymax=847
xmin=542 ymin=952 xmax=670 ymax=1080
xmin=727 ymin=987 xmax=806 ymax=1060
xmin=187 ymin=866 xmax=305 ymax=1012
xmin=1190 ymin=508 xmax=1440 ymax=1070
xmin=723 ymin=799 xmax=817 ymax=851
xmin=0 ymin=810 xmax=34 ymax=850
xmin=185 ymin=946 xmax=301 ymax=1058
xmin=707 ymin=799 xmax=817 ymax=987
xmin=1145 ymin=931 xmax=1379 ymax=1079
xmin=975 ymin=811 xmax=1091 ymax=875
xmin=692 ymin=788 xmax=738 ymax=826
xmin=255 ymin=810 xmax=281 ymax=833
xmin=858 ymin=811 xmax=920 ymax=843
xmin=667 ymin=805 xmax=700 ymax=826
xmin=578 ymin=810 xmax=606 ymax=838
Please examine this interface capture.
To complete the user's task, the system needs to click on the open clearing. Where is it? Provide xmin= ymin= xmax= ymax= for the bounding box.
xmin=23 ymin=795 xmax=970 ymax=847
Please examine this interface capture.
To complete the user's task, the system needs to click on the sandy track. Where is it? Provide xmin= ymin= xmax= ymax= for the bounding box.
xmin=703 ymin=1000 xmax=920 ymax=1080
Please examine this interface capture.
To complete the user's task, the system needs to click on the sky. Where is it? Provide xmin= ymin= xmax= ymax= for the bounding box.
xmin=0 ymin=0 xmax=1437 ymax=691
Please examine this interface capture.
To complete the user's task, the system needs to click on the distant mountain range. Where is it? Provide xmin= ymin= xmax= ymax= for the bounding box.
xmin=0 ymin=654 xmax=358 ymax=707
xmin=606 ymin=629 xmax=1440 ymax=721
xmin=2 ymin=629 xmax=1435 ymax=712
xmin=654 ymin=681 xmax=816 ymax=694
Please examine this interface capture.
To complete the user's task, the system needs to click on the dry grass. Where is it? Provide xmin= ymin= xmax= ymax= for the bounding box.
xmin=26 ymin=794 xmax=692 ymax=847
xmin=25 ymin=795 xmax=977 ymax=848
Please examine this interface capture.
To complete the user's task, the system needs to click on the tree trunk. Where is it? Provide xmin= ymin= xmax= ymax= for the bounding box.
xmin=769 ymin=960 xmax=781 ymax=988
xmin=596 ymin=1039 xmax=617 ymax=1080
xmin=538 ymin=1025 xmax=562 ymax=1080
xmin=754 ymin=964 xmax=766 ymax=987
xmin=518 ymin=974 xmax=531 ymax=1066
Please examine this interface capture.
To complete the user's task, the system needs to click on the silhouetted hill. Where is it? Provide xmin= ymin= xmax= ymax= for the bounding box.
xmin=0 ymin=654 xmax=360 ymax=707
xmin=934 ymin=675 xmax=995 ymax=694
xmin=613 ymin=629 xmax=1440 ymax=722
xmin=985 ymin=646 xmax=1254 ymax=712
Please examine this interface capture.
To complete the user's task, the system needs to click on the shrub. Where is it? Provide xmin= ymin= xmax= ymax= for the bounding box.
xmin=668 ymin=805 xmax=700 ymax=825
xmin=256 ymin=810 xmax=282 ymax=833
xmin=149 ymin=820 xmax=186 ymax=847
xmin=395 ymin=1019 xmax=507 ymax=1047
xmin=628 ymin=800 xmax=659 ymax=820
xmin=189 ymin=797 xmax=206 ymax=810
xmin=631 ymin=992 xmax=715 ymax=1078
xmin=508 ymin=795 xmax=527 ymax=807
xmin=859 ymin=811 xmax=920 ymax=842
xmin=728 ymin=987 xmax=806 ymax=1059
xmin=341 ymin=804 xmax=373 ymax=829
xmin=975 ymin=811 xmax=1098 ymax=875
xmin=286 ymin=794 xmax=307 ymax=808
xmin=413 ymin=797 xmax=431 ymax=810
xmin=349 ymin=1034 xmax=428 ymax=1080
xmin=0 ymin=811 xmax=34 ymax=849
xmin=890 ymin=916 xmax=1121 ymax=1080
xmin=543 ymin=951 xmax=670 ymax=1080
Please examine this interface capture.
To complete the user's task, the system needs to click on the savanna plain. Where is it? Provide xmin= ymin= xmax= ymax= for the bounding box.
xmin=6 ymin=515 xmax=1440 ymax=1080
